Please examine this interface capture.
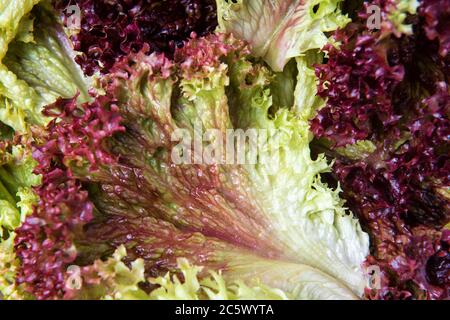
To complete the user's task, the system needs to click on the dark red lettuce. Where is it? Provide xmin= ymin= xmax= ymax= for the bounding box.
xmin=311 ymin=25 xmax=405 ymax=147
xmin=311 ymin=0 xmax=450 ymax=299
xmin=54 ymin=0 xmax=218 ymax=75
xmin=420 ymin=0 xmax=450 ymax=57
xmin=15 ymin=95 xmax=124 ymax=300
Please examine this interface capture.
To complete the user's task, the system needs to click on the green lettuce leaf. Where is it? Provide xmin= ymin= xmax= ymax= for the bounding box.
xmin=226 ymin=51 xmax=369 ymax=295
xmin=67 ymin=246 xmax=292 ymax=300
xmin=335 ymin=140 xmax=378 ymax=161
xmin=292 ymin=51 xmax=325 ymax=119
xmin=0 ymin=1 xmax=89 ymax=133
xmin=216 ymin=0 xmax=350 ymax=71
xmin=0 ymin=0 xmax=41 ymax=60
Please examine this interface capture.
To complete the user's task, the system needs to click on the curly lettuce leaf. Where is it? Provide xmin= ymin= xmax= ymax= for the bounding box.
xmin=53 ymin=0 xmax=219 ymax=76
xmin=15 ymin=33 xmax=369 ymax=300
xmin=68 ymin=246 xmax=292 ymax=300
xmin=0 ymin=142 xmax=40 ymax=299
xmin=388 ymin=0 xmax=419 ymax=36
xmin=360 ymin=0 xmax=419 ymax=38
xmin=69 ymin=248 xmax=357 ymax=300
xmin=226 ymin=50 xmax=369 ymax=293
xmin=150 ymin=257 xmax=350 ymax=300
xmin=216 ymin=0 xmax=350 ymax=71
xmin=311 ymin=1 xmax=449 ymax=300
xmin=0 ymin=0 xmax=41 ymax=60
xmin=335 ymin=140 xmax=377 ymax=161
xmin=292 ymin=51 xmax=325 ymax=119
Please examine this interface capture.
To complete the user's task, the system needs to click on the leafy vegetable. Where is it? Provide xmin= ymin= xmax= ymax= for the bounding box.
xmin=0 ymin=0 xmax=89 ymax=133
xmin=0 ymin=2 xmax=89 ymax=298
xmin=310 ymin=0 xmax=449 ymax=299
xmin=14 ymin=33 xmax=369 ymax=300
xmin=216 ymin=0 xmax=350 ymax=71
xmin=65 ymin=245 xmax=292 ymax=300
xmin=54 ymin=0 xmax=218 ymax=75
xmin=2 ymin=0 xmax=447 ymax=301
xmin=0 ymin=137 xmax=40 ymax=299
xmin=358 ymin=0 xmax=419 ymax=37
xmin=420 ymin=0 xmax=450 ymax=57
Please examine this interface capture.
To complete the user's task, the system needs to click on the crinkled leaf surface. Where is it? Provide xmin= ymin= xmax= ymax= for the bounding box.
xmin=216 ymin=0 xmax=350 ymax=71
xmin=0 ymin=1 xmax=89 ymax=132
xmin=16 ymin=33 xmax=369 ymax=300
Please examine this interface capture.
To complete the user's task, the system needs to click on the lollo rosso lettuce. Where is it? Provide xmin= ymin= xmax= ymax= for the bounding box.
xmin=54 ymin=0 xmax=218 ymax=76
xmin=12 ymin=31 xmax=371 ymax=300
xmin=310 ymin=0 xmax=449 ymax=299
xmin=0 ymin=0 xmax=447 ymax=302
xmin=0 ymin=0 xmax=374 ymax=301
xmin=3 ymin=0 xmax=447 ymax=302
xmin=0 ymin=1 xmax=88 ymax=299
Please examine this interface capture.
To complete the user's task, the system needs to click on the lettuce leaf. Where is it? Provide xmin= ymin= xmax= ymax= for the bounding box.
xmin=15 ymin=33 xmax=369 ymax=300
xmin=226 ymin=49 xmax=369 ymax=293
xmin=0 ymin=141 xmax=40 ymax=299
xmin=388 ymin=0 xmax=419 ymax=36
xmin=216 ymin=0 xmax=350 ymax=71
xmin=53 ymin=0 xmax=219 ymax=76
xmin=0 ymin=10 xmax=90 ymax=292
xmin=0 ymin=1 xmax=89 ymax=133
xmin=65 ymin=246 xmax=292 ymax=300
xmin=0 ymin=0 xmax=41 ymax=60
xmin=310 ymin=1 xmax=449 ymax=299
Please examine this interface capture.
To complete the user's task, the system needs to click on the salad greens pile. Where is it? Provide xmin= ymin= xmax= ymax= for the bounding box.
xmin=0 ymin=0 xmax=448 ymax=300
xmin=311 ymin=0 xmax=449 ymax=299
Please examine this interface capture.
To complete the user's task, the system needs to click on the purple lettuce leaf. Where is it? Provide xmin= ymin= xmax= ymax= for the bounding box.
xmin=310 ymin=0 xmax=450 ymax=300
xmin=53 ymin=0 xmax=218 ymax=75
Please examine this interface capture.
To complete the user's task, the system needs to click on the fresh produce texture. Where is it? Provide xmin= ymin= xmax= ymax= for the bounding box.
xmin=54 ymin=0 xmax=218 ymax=75
xmin=0 ymin=0 xmax=448 ymax=300
xmin=311 ymin=0 xmax=449 ymax=299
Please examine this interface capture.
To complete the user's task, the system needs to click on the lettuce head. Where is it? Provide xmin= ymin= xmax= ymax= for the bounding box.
xmin=1 ymin=0 xmax=371 ymax=301
xmin=10 ymin=32 xmax=369 ymax=300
